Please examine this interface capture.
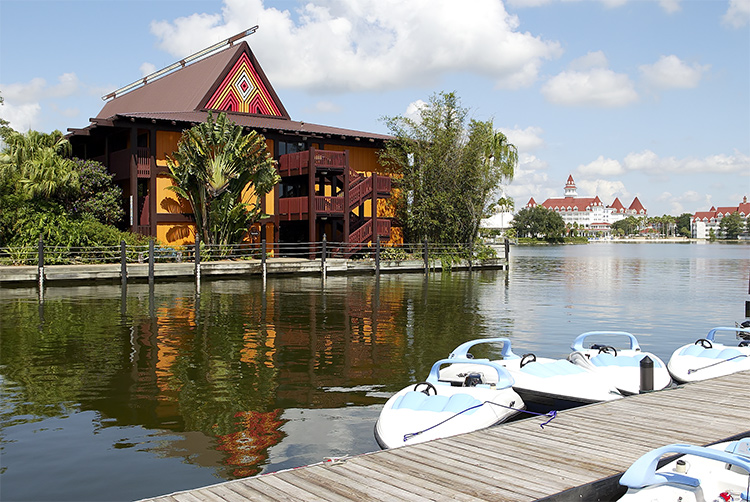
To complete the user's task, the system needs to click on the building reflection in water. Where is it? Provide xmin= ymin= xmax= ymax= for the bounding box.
xmin=1 ymin=271 xmax=499 ymax=480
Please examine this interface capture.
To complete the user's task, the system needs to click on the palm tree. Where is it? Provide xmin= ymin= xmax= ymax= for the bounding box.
xmin=166 ymin=112 xmax=280 ymax=246
xmin=0 ymin=129 xmax=78 ymax=198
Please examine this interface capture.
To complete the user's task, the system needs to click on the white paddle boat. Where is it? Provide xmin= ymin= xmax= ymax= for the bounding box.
xmin=374 ymin=358 xmax=523 ymax=449
xmin=438 ymin=337 xmax=622 ymax=410
xmin=667 ymin=326 xmax=750 ymax=383
xmin=618 ymin=438 xmax=750 ymax=501
xmin=568 ymin=331 xmax=672 ymax=395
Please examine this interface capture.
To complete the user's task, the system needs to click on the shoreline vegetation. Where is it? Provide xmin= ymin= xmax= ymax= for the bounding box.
xmin=507 ymin=236 xmax=750 ymax=245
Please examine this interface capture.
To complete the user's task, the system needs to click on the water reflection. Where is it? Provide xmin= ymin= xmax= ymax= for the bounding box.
xmin=1 ymin=243 xmax=748 ymax=501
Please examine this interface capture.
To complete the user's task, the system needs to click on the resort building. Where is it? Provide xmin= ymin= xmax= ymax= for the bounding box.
xmin=67 ymin=31 xmax=394 ymax=247
xmin=691 ymin=197 xmax=750 ymax=239
xmin=526 ymin=175 xmax=647 ymax=234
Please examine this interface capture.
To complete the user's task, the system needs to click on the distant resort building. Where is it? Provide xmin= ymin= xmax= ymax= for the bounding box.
xmin=526 ymin=175 xmax=646 ymax=235
xmin=67 ymin=30 xmax=395 ymax=247
xmin=691 ymin=197 xmax=750 ymax=239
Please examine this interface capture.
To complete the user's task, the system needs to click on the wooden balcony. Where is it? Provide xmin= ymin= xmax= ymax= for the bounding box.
xmin=278 ymin=196 xmax=346 ymax=221
xmin=278 ymin=149 xmax=347 ymax=178
xmin=278 ymin=197 xmax=308 ymax=221
xmin=107 ymin=147 xmax=151 ymax=180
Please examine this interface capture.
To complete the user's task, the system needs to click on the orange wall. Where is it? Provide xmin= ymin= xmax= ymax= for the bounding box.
xmin=323 ymin=144 xmax=386 ymax=175
xmin=156 ymin=131 xmax=182 ymax=167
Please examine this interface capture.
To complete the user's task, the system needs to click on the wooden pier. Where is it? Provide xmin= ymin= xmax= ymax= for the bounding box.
xmin=141 ymin=371 xmax=750 ymax=502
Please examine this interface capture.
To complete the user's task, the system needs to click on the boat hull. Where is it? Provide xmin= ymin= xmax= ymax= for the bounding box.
xmin=375 ymin=382 xmax=523 ymax=449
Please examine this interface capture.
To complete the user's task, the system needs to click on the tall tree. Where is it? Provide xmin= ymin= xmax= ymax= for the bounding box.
xmin=379 ymin=92 xmax=517 ymax=244
xmin=675 ymin=213 xmax=692 ymax=237
xmin=166 ymin=112 xmax=280 ymax=246
xmin=511 ymin=205 xmax=565 ymax=241
xmin=719 ymin=212 xmax=743 ymax=239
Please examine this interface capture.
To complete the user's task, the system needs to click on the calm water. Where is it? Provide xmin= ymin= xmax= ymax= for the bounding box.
xmin=1 ymin=242 xmax=748 ymax=501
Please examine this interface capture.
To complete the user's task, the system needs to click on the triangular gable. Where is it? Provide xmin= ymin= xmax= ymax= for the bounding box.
xmin=203 ymin=47 xmax=288 ymax=118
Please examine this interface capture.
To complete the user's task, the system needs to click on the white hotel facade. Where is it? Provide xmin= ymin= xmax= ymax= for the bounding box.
xmin=526 ymin=175 xmax=647 ymax=233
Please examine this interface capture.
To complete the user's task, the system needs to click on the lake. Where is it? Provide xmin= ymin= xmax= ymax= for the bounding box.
xmin=1 ymin=242 xmax=748 ymax=501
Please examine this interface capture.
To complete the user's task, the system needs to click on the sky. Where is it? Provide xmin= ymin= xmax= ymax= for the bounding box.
xmin=1 ymin=0 xmax=749 ymax=217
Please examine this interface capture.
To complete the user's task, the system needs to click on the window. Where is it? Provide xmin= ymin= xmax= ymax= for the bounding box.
xmin=278 ymin=141 xmax=306 ymax=156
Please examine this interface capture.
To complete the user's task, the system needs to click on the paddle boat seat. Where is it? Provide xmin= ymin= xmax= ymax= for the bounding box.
xmin=391 ymin=391 xmax=482 ymax=415
xmin=589 ymin=353 xmax=664 ymax=368
xmin=677 ymin=345 xmax=744 ymax=360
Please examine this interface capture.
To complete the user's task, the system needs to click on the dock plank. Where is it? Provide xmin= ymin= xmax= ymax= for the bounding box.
xmin=138 ymin=370 xmax=750 ymax=502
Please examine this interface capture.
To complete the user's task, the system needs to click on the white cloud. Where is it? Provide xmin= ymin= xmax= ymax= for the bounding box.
xmin=3 ymin=73 xmax=81 ymax=104
xmin=140 ymin=62 xmax=157 ymax=77
xmin=518 ymin=153 xmax=548 ymax=171
xmin=507 ymin=0 xmax=680 ymax=13
xmin=500 ymin=126 xmax=545 ymax=153
xmin=623 ymin=149 xmax=750 ymax=174
xmin=723 ymin=0 xmax=750 ymax=28
xmin=659 ymin=190 xmax=711 ymax=216
xmin=568 ymin=50 xmax=609 ymax=71
xmin=149 ymin=0 xmax=562 ymax=92
xmin=639 ymin=55 xmax=709 ymax=90
xmin=541 ymin=51 xmax=638 ymax=107
xmin=403 ymin=100 xmax=428 ymax=122
xmin=659 ymin=0 xmax=682 ymax=14
xmin=1 ymin=102 xmax=41 ymax=132
xmin=577 ymin=155 xmax=624 ymax=176
xmin=0 ymin=73 xmax=83 ymax=131
xmin=577 ymin=179 xmax=629 ymax=204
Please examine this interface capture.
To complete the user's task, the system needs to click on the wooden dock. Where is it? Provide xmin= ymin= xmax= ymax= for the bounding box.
xmin=141 ymin=371 xmax=750 ymax=502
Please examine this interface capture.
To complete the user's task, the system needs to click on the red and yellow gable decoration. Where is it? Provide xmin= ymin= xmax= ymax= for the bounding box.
xmin=206 ymin=52 xmax=282 ymax=116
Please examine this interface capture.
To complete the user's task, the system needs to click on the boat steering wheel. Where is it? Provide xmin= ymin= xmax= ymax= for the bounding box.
xmin=695 ymin=338 xmax=713 ymax=349
xmin=597 ymin=345 xmax=618 ymax=356
xmin=414 ymin=381 xmax=437 ymax=396
xmin=520 ymin=353 xmax=537 ymax=368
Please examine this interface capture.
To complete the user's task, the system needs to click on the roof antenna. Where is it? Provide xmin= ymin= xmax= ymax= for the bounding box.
xmin=102 ymin=26 xmax=258 ymax=101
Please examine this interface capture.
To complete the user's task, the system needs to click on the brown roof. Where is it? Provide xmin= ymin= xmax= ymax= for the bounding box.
xmin=79 ymin=40 xmax=391 ymax=142
xmin=106 ymin=110 xmax=392 ymax=141
xmin=98 ymin=44 xmax=256 ymax=119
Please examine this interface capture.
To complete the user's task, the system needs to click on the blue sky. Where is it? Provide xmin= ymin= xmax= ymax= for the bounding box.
xmin=1 ymin=0 xmax=748 ymax=217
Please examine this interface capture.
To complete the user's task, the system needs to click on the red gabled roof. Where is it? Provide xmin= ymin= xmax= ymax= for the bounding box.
xmin=566 ymin=175 xmax=575 ymax=188
xmin=715 ymin=206 xmax=739 ymax=216
xmin=629 ymin=197 xmax=645 ymax=212
xmin=609 ymin=197 xmax=625 ymax=211
xmin=739 ymin=202 xmax=750 ymax=216
xmin=527 ymin=197 xmax=537 ymax=207
xmin=540 ymin=196 xmax=600 ymax=211
xmin=692 ymin=211 xmax=714 ymax=221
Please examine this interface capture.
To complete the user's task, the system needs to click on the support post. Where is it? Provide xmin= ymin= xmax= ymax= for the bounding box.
xmin=640 ymin=356 xmax=654 ymax=393
xmin=504 ymin=237 xmax=510 ymax=269
xmin=375 ymin=235 xmax=380 ymax=275
xmin=148 ymin=238 xmax=155 ymax=284
xmin=37 ymin=236 xmax=44 ymax=291
xmin=120 ymin=240 xmax=127 ymax=286
xmin=194 ymin=234 xmax=201 ymax=285
xmin=423 ymin=238 xmax=429 ymax=273
xmin=321 ymin=234 xmax=327 ymax=282
xmin=261 ymin=233 xmax=267 ymax=287
xmin=468 ymin=241 xmax=473 ymax=272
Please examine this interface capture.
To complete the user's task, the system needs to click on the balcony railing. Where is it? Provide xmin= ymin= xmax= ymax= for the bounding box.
xmin=136 ymin=147 xmax=150 ymax=178
xmin=315 ymin=196 xmax=344 ymax=214
xmin=278 ymin=149 xmax=347 ymax=177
